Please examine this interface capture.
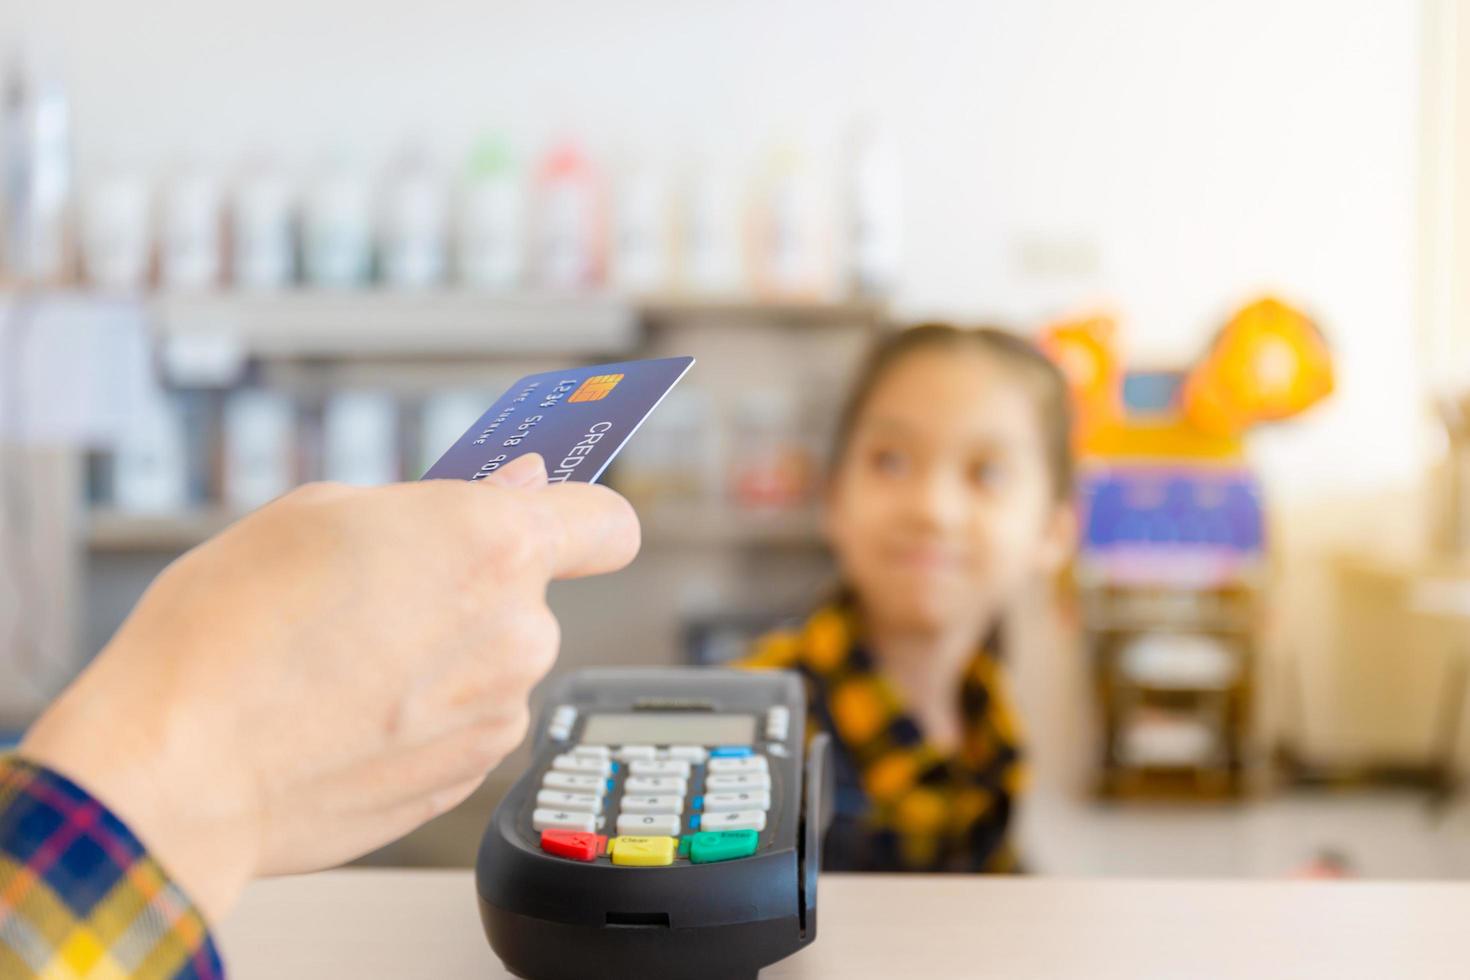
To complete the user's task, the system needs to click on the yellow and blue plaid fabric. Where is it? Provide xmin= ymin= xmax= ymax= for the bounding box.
xmin=0 ymin=756 xmax=222 ymax=979
xmin=739 ymin=602 xmax=1024 ymax=872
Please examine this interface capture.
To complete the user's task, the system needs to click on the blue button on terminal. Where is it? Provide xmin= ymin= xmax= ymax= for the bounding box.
xmin=710 ymin=746 xmax=752 ymax=758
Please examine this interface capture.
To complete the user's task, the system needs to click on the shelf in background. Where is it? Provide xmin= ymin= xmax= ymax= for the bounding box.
xmin=638 ymin=296 xmax=886 ymax=329
xmin=152 ymin=290 xmax=641 ymax=359
xmin=636 ymin=502 xmax=825 ymax=549
xmin=75 ymin=290 xmax=861 ymax=555
xmin=1 ymin=289 xmax=885 ymax=362
xmin=87 ymin=509 xmax=240 ymax=552
xmin=87 ymin=502 xmax=825 ymax=553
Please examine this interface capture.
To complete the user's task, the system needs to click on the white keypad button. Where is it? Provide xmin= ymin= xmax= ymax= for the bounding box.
xmin=617 ymin=813 xmax=681 ymax=836
xmin=536 ymin=789 xmax=601 ymax=813
xmin=547 ymin=707 xmax=574 ymax=740
xmin=625 ymin=776 xmax=687 ymax=796
xmin=572 ymin=745 xmax=611 ymax=761
xmin=665 ymin=745 xmax=709 ymax=763
xmin=708 ymin=756 xmax=768 ymax=774
xmin=706 ymin=809 xmax=766 ymax=832
xmin=547 ymin=706 xmax=577 ymax=739
xmin=542 ymin=772 xmax=605 ymax=795
xmin=533 ymin=809 xmax=596 ymax=833
xmin=628 ymin=759 xmax=692 ymax=779
xmin=703 ymin=790 xmax=771 ymax=813
xmin=765 ymin=707 xmax=790 ymax=740
xmin=619 ymin=794 xmax=683 ymax=815
xmin=706 ymin=772 xmax=772 ymax=792
xmin=552 ymin=754 xmax=611 ymax=777
xmin=614 ymin=745 xmax=657 ymax=761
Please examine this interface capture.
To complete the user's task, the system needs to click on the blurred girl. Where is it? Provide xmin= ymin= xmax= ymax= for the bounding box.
xmin=739 ymin=323 xmax=1075 ymax=872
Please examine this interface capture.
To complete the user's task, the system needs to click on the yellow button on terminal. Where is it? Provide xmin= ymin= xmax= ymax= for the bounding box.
xmin=608 ymin=835 xmax=678 ymax=867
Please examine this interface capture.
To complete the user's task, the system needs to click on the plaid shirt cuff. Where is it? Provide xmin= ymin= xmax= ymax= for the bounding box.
xmin=0 ymin=755 xmax=224 ymax=979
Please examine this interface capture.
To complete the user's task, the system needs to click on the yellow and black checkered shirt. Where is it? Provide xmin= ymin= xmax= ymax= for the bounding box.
xmin=738 ymin=602 xmax=1024 ymax=873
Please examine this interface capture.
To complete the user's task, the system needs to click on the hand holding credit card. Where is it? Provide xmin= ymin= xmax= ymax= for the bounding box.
xmin=421 ymin=356 xmax=694 ymax=484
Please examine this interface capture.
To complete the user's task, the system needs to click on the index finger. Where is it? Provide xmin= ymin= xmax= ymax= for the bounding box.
xmin=519 ymin=481 xmax=642 ymax=580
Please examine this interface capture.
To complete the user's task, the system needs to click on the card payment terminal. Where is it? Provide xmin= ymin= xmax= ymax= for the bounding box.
xmin=475 ymin=668 xmax=832 ymax=980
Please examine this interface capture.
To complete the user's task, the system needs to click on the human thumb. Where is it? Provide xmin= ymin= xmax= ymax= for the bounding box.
xmin=480 ymin=453 xmax=548 ymax=489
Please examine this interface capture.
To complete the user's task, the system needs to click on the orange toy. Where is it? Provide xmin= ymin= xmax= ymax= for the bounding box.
xmin=1039 ymin=314 xmax=1123 ymax=448
xmin=1181 ymin=297 xmax=1334 ymax=438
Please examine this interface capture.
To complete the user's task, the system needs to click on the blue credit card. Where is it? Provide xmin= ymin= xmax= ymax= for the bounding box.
xmin=421 ymin=356 xmax=695 ymax=484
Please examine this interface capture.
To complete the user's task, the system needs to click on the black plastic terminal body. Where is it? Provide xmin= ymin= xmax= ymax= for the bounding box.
xmin=475 ymin=668 xmax=832 ymax=980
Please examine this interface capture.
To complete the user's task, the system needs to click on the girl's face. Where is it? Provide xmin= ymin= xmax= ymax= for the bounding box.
xmin=825 ymin=347 xmax=1075 ymax=635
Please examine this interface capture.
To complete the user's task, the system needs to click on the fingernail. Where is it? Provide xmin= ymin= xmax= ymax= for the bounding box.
xmin=482 ymin=453 xmax=547 ymax=489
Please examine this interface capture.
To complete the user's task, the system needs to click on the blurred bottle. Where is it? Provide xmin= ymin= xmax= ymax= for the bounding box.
xmin=747 ymin=141 xmax=829 ymax=299
xmin=531 ymin=140 xmax=603 ymax=291
xmin=611 ymin=154 xmax=671 ymax=295
xmin=322 ymin=390 xmax=399 ymax=485
xmin=113 ymin=391 xmax=190 ymax=514
xmin=728 ymin=389 xmax=814 ymax=511
xmin=159 ymin=166 xmax=224 ymax=291
xmin=231 ymin=159 xmax=296 ymax=290
xmin=224 ymin=388 xmax=296 ymax=511
xmin=80 ymin=163 xmax=151 ymax=291
xmin=1 ymin=44 xmax=73 ymax=284
xmin=613 ymin=384 xmax=713 ymax=508
xmin=381 ymin=148 xmax=448 ymax=289
xmin=418 ymin=389 xmax=493 ymax=476
xmin=457 ymin=136 xmax=524 ymax=290
xmin=843 ymin=122 xmax=902 ymax=298
xmin=303 ymin=155 xmax=373 ymax=288
xmin=676 ymin=152 xmax=741 ymax=295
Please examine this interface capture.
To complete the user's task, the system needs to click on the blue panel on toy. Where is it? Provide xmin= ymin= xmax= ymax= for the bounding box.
xmin=1078 ymin=467 xmax=1264 ymax=586
xmin=1120 ymin=371 xmax=1186 ymax=416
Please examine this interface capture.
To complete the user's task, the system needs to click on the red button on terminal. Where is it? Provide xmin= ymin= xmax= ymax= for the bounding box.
xmin=540 ymin=829 xmax=606 ymax=861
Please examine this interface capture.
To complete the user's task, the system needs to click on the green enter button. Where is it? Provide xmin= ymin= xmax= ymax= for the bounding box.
xmin=689 ymin=829 xmax=760 ymax=864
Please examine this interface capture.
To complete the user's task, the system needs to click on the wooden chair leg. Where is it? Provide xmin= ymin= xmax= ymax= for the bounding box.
xmin=1428 ymin=650 xmax=1470 ymax=817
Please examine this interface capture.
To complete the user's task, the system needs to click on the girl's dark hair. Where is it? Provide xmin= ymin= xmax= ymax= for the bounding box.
xmin=829 ymin=322 xmax=1075 ymax=502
